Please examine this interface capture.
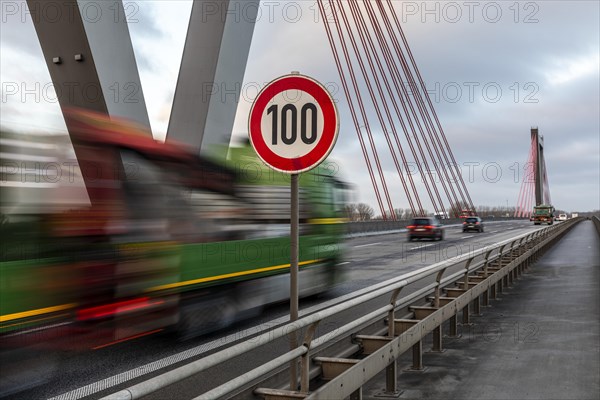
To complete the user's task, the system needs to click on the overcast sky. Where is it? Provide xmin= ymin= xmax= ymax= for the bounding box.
xmin=1 ymin=0 xmax=599 ymax=212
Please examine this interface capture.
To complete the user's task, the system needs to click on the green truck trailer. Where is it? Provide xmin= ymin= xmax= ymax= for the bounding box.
xmin=0 ymin=112 xmax=348 ymax=394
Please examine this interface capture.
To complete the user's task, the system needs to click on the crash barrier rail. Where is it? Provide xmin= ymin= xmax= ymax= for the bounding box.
xmin=592 ymin=215 xmax=600 ymax=235
xmin=102 ymin=218 xmax=580 ymax=400
xmin=347 ymin=217 xmax=524 ymax=235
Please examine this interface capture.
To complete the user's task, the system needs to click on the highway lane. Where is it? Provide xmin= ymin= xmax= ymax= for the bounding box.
xmin=339 ymin=219 xmax=542 ymax=293
xmin=8 ymin=219 xmax=550 ymax=400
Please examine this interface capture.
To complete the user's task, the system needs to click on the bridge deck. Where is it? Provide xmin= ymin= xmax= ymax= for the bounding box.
xmin=365 ymin=220 xmax=600 ymax=399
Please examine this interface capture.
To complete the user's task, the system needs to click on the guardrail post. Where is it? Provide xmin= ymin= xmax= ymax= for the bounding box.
xmin=518 ymin=238 xmax=527 ymax=276
xmin=410 ymin=340 xmax=424 ymax=371
xmin=533 ymin=232 xmax=541 ymax=261
xmin=382 ymin=288 xmax=402 ymax=396
xmin=448 ymin=314 xmax=459 ymax=337
xmin=522 ymin=235 xmax=530 ymax=270
xmin=514 ymin=239 xmax=521 ymax=280
xmin=504 ymin=241 xmax=515 ymax=286
xmin=510 ymin=241 xmax=519 ymax=282
xmin=494 ymin=245 xmax=506 ymax=298
xmin=516 ymin=238 xmax=523 ymax=278
xmin=431 ymin=269 xmax=446 ymax=352
xmin=434 ymin=270 xmax=445 ymax=309
xmin=350 ymin=388 xmax=362 ymax=400
xmin=482 ymin=249 xmax=492 ymax=277
xmin=509 ymin=241 xmax=518 ymax=285
xmin=535 ymin=235 xmax=541 ymax=260
xmin=482 ymin=287 xmax=490 ymax=307
xmin=482 ymin=250 xmax=493 ymax=307
xmin=473 ymin=296 xmax=481 ymax=316
xmin=515 ymin=238 xmax=523 ymax=276
xmin=432 ymin=326 xmax=443 ymax=353
xmin=526 ymin=233 xmax=534 ymax=269
xmin=462 ymin=258 xmax=473 ymax=290
xmin=387 ymin=288 xmax=402 ymax=337
xmin=289 ymin=336 xmax=298 ymax=391
xmin=462 ymin=301 xmax=470 ymax=325
xmin=300 ymin=322 xmax=319 ymax=393
xmin=461 ymin=258 xmax=473 ymax=324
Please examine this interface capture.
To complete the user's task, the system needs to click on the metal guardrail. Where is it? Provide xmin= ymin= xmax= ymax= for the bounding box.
xmin=591 ymin=215 xmax=600 ymax=235
xmin=102 ymin=218 xmax=580 ymax=400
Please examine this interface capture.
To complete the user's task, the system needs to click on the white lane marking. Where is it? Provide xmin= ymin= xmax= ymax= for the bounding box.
xmin=490 ymin=231 xmax=498 ymax=233
xmin=461 ymin=235 xmax=475 ymax=239
xmin=3 ymin=321 xmax=72 ymax=338
xmin=337 ymin=262 xmax=350 ymax=265
xmin=354 ymin=242 xmax=381 ymax=248
xmin=410 ymin=244 xmax=435 ymax=250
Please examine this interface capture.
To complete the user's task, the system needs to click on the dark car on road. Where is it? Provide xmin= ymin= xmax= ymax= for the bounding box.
xmin=463 ymin=217 xmax=484 ymax=232
xmin=407 ymin=217 xmax=444 ymax=241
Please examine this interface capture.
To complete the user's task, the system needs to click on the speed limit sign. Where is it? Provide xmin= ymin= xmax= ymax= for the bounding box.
xmin=248 ymin=74 xmax=339 ymax=174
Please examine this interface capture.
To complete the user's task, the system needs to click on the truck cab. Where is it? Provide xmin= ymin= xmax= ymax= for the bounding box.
xmin=532 ymin=204 xmax=555 ymax=225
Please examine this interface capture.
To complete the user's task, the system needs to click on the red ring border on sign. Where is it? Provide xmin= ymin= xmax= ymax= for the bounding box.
xmin=248 ymin=74 xmax=339 ymax=174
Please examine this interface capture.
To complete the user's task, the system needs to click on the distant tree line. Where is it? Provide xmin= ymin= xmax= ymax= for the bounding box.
xmin=343 ymin=203 xmax=375 ymax=221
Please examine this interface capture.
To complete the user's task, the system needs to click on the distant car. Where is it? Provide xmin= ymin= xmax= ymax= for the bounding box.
xmin=434 ymin=212 xmax=449 ymax=220
xmin=407 ymin=217 xmax=444 ymax=241
xmin=463 ymin=217 xmax=484 ymax=232
xmin=459 ymin=209 xmax=476 ymax=218
xmin=557 ymin=214 xmax=568 ymax=221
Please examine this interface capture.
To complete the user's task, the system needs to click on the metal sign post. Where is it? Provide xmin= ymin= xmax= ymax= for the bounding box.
xmin=289 ymin=172 xmax=299 ymax=389
xmin=248 ymin=73 xmax=339 ymax=391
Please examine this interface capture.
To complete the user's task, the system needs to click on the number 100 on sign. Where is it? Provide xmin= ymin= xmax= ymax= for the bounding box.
xmin=249 ymin=74 xmax=339 ymax=174
xmin=267 ymin=102 xmax=318 ymax=146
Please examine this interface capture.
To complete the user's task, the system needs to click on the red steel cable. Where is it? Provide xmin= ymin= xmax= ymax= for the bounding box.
xmin=523 ymin=137 xmax=537 ymax=216
xmin=353 ymin=1 xmax=443 ymax=215
xmin=377 ymin=2 xmax=464 ymax=217
xmin=363 ymin=1 xmax=449 ymax=216
xmin=370 ymin=0 xmax=463 ymax=217
xmin=338 ymin=0 xmax=418 ymax=216
xmin=384 ymin=0 xmax=477 ymax=213
xmin=346 ymin=0 xmax=428 ymax=216
xmin=326 ymin=0 xmax=396 ymax=220
xmin=316 ymin=0 xmax=387 ymax=218
xmin=515 ymin=136 xmax=535 ymax=217
xmin=346 ymin=0 xmax=429 ymax=216
xmin=515 ymin=136 xmax=536 ymax=217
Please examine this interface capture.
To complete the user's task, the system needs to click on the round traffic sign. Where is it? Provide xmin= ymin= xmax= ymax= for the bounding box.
xmin=248 ymin=74 xmax=339 ymax=174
